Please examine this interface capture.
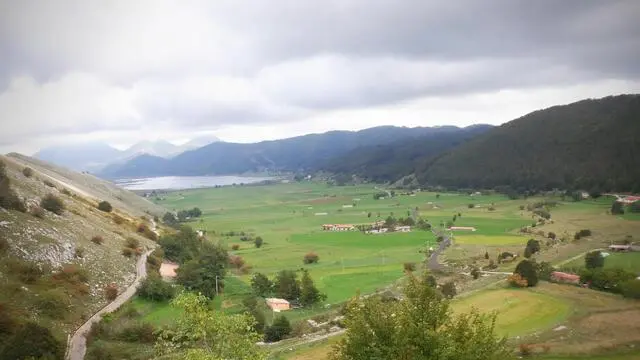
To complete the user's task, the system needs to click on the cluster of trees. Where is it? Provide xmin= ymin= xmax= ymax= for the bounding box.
xmin=331 ymin=272 xmax=507 ymax=359
xmin=161 ymin=207 xmax=202 ymax=227
xmin=157 ymin=226 xmax=229 ymax=298
xmin=576 ymin=250 xmax=640 ymax=299
xmin=250 ymin=270 xmax=326 ymax=307
xmin=612 ymin=200 xmax=640 ymax=215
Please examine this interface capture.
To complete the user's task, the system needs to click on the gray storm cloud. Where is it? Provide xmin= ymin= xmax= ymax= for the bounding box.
xmin=0 ymin=0 xmax=639 ymax=152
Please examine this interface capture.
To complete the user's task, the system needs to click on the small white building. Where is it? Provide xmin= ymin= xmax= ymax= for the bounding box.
xmin=395 ymin=226 xmax=411 ymax=232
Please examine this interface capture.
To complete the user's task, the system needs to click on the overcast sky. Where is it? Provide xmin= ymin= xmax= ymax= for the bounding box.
xmin=1 ymin=0 xmax=639 ymax=154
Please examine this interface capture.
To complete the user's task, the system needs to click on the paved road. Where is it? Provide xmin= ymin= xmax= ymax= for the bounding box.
xmin=427 ymin=229 xmax=451 ymax=271
xmin=67 ymin=250 xmax=152 ymax=360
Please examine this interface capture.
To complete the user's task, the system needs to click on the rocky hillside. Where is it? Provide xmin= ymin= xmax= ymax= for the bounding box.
xmin=0 ymin=154 xmax=165 ymax=355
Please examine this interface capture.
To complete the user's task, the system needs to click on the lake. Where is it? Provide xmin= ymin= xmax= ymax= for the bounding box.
xmin=115 ymin=175 xmax=276 ymax=191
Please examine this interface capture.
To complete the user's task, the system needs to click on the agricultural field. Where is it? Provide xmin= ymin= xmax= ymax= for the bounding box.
xmin=145 ymin=182 xmax=640 ymax=359
xmin=153 ymin=183 xmax=533 ymax=303
xmin=563 ymin=252 xmax=640 ymax=273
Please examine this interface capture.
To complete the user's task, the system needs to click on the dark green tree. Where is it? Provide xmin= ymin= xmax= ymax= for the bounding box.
xmin=585 ymin=251 xmax=605 ymax=269
xmin=264 ymin=315 xmax=292 ymax=343
xmin=273 ymin=270 xmax=301 ymax=301
xmin=524 ymin=239 xmax=541 ymax=258
xmin=175 ymin=243 xmax=228 ymax=298
xmin=250 ymin=272 xmax=273 ymax=297
xmin=137 ymin=274 xmax=176 ymax=301
xmin=299 ymin=270 xmax=326 ymax=307
xmin=97 ymin=200 xmax=113 ymax=212
xmin=514 ymin=260 xmax=538 ymax=287
xmin=441 ymin=281 xmax=457 ymax=298
xmin=254 ymin=236 xmax=264 ymax=248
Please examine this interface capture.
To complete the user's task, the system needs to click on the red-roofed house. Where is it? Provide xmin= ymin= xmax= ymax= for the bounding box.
xmin=551 ymin=271 xmax=580 ymax=284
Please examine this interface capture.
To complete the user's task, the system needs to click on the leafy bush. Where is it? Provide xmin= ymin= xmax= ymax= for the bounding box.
xmin=536 ymin=261 xmax=555 ymax=281
xmin=264 ymin=315 xmax=292 ymax=342
xmin=122 ymin=247 xmax=134 ymax=258
xmin=470 ymin=267 xmax=480 ymax=279
xmin=303 ymin=252 xmax=319 ymax=264
xmin=61 ymin=188 xmax=72 ymax=196
xmin=533 ymin=208 xmax=551 ymax=219
xmin=547 ymin=232 xmax=556 ymax=240
xmin=620 ymin=279 xmax=640 ymax=299
xmin=113 ymin=214 xmax=125 ymax=225
xmin=580 ymin=268 xmax=636 ymax=293
xmin=514 ymin=259 xmax=538 ymax=287
xmin=40 ymin=193 xmax=64 ymax=214
xmin=22 ymin=167 xmax=33 ymax=177
xmin=125 ymin=237 xmax=140 ymax=249
xmin=255 ymin=236 xmax=264 ymax=248
xmin=508 ymin=273 xmax=528 ymax=288
xmin=53 ymin=264 xmax=89 ymax=283
xmin=574 ymin=229 xmax=592 ymax=240
xmin=6 ymin=258 xmax=44 ymax=283
xmin=36 ymin=288 xmax=70 ymax=318
xmin=231 ymin=244 xmax=240 ymax=250
xmin=138 ymin=275 xmax=175 ymax=301
xmin=30 ymin=205 xmax=45 ymax=218
xmin=97 ymin=200 xmax=113 ymax=212
xmin=468 ymin=203 xmax=475 ymax=209
xmin=91 ymin=235 xmax=104 ymax=245
xmin=118 ymin=322 xmax=156 ymax=343
xmin=0 ymin=322 xmax=64 ymax=360
xmin=43 ymin=179 xmax=55 ymax=188
xmin=403 ymin=262 xmax=416 ymax=272
xmin=611 ymin=201 xmax=625 ymax=215
xmin=251 ymin=273 xmax=274 ymax=297
xmin=440 ymin=281 xmax=456 ymax=298
xmin=105 ymin=283 xmax=118 ymax=300
xmin=75 ymin=246 xmax=85 ymax=258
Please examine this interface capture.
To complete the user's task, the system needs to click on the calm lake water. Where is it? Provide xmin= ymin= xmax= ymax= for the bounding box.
xmin=115 ymin=175 xmax=275 ymax=191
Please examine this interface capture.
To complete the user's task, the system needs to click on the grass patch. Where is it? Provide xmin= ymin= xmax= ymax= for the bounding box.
xmin=452 ymin=288 xmax=572 ymax=337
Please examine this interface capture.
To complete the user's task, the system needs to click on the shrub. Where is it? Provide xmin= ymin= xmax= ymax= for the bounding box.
xmin=40 ymin=194 xmax=64 ymax=214
xmin=611 ymin=201 xmax=625 ymax=215
xmin=255 ymin=236 xmax=264 ymax=248
xmin=519 ymin=205 xmax=525 ymax=210
xmin=547 ymin=232 xmax=557 ymax=240
xmin=113 ymin=214 xmax=125 ymax=225
xmin=6 ymin=258 xmax=44 ymax=283
xmin=118 ymin=322 xmax=156 ymax=343
xmin=75 ymin=246 xmax=85 ymax=258
xmin=53 ymin=264 xmax=89 ymax=283
xmin=138 ymin=275 xmax=175 ymax=301
xmin=403 ymin=262 xmax=416 ymax=272
xmin=30 ymin=205 xmax=45 ymax=218
xmin=0 ymin=238 xmax=8 ymax=255
xmin=122 ymin=247 xmax=134 ymax=258
xmin=43 ymin=179 xmax=55 ymax=188
xmin=508 ymin=273 xmax=528 ymax=288
xmin=36 ymin=288 xmax=70 ymax=318
xmin=125 ymin=237 xmax=140 ymax=249
xmin=105 ymin=283 xmax=118 ymax=300
xmin=514 ymin=259 xmax=538 ymax=287
xmin=61 ymin=188 xmax=72 ymax=196
xmin=533 ymin=208 xmax=551 ymax=219
xmin=470 ymin=267 xmax=480 ymax=279
xmin=440 ymin=281 xmax=457 ymax=299
xmin=231 ymin=244 xmax=240 ymax=250
xmin=264 ymin=315 xmax=292 ymax=342
xmin=620 ymin=279 xmax=640 ymax=299
xmin=22 ymin=167 xmax=33 ymax=177
xmin=97 ymin=200 xmax=113 ymax=212
xmin=229 ymin=255 xmax=246 ymax=269
xmin=488 ymin=206 xmax=496 ymax=211
xmin=574 ymin=229 xmax=592 ymax=240
xmin=303 ymin=252 xmax=319 ymax=264
xmin=536 ymin=261 xmax=555 ymax=281
xmin=137 ymin=223 xmax=149 ymax=233
xmin=91 ymin=235 xmax=104 ymax=245
xmin=467 ymin=203 xmax=475 ymax=209
xmin=0 ymin=322 xmax=64 ymax=360
xmin=519 ymin=343 xmax=534 ymax=356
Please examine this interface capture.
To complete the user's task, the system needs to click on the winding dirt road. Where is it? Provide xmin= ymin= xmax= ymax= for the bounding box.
xmin=66 ymin=250 xmax=152 ymax=360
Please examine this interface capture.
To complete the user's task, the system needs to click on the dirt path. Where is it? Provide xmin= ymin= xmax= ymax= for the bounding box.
xmin=67 ymin=250 xmax=152 ymax=360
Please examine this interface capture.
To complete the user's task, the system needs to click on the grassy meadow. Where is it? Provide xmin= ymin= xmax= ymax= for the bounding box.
xmin=134 ymin=182 xmax=640 ymax=360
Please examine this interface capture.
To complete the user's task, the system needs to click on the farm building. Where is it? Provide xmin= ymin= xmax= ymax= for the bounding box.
xmin=448 ymin=226 xmax=477 ymax=231
xmin=322 ymin=224 xmax=355 ymax=231
xmin=551 ymin=271 xmax=580 ymax=284
xmin=619 ymin=196 xmax=640 ymax=204
xmin=367 ymin=228 xmax=389 ymax=234
xmin=609 ymin=244 xmax=631 ymax=252
xmin=395 ymin=226 xmax=411 ymax=232
xmin=266 ymin=298 xmax=290 ymax=312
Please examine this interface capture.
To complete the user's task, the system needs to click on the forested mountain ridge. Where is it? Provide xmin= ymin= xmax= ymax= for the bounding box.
xmin=99 ymin=126 xmax=483 ymax=178
xmin=417 ymin=94 xmax=640 ymax=192
xmin=318 ymin=125 xmax=493 ymax=183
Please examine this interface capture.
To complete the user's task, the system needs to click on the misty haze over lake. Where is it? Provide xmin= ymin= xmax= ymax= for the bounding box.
xmin=115 ymin=175 xmax=275 ymax=191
